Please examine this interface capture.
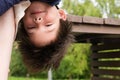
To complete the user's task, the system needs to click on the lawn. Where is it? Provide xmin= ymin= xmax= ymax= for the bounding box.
xmin=9 ymin=76 xmax=90 ymax=80
xmin=8 ymin=76 xmax=47 ymax=80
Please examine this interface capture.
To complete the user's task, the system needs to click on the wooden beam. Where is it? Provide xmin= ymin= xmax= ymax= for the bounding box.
xmin=104 ymin=18 xmax=120 ymax=26
xmin=67 ymin=14 xmax=82 ymax=23
xmin=82 ymin=16 xmax=104 ymax=24
xmin=92 ymin=68 xmax=120 ymax=76
xmin=72 ymin=24 xmax=120 ymax=34
xmin=92 ymin=77 xmax=120 ymax=80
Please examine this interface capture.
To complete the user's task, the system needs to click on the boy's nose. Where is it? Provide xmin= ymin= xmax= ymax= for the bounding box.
xmin=33 ymin=17 xmax=42 ymax=23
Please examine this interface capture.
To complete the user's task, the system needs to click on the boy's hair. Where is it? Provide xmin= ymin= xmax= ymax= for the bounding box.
xmin=16 ymin=19 xmax=74 ymax=73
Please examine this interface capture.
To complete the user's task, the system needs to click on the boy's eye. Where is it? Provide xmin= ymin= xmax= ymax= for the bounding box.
xmin=46 ymin=24 xmax=52 ymax=27
xmin=27 ymin=26 xmax=35 ymax=29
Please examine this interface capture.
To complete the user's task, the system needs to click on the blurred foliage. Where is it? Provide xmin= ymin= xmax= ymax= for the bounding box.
xmin=62 ymin=0 xmax=120 ymax=18
xmin=53 ymin=43 xmax=91 ymax=79
xmin=62 ymin=0 xmax=102 ymax=17
xmin=96 ymin=0 xmax=120 ymax=18
xmin=10 ymin=42 xmax=27 ymax=77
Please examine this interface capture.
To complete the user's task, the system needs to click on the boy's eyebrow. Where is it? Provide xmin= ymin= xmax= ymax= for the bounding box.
xmin=55 ymin=5 xmax=59 ymax=9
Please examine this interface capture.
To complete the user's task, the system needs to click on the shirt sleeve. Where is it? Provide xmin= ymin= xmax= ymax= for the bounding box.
xmin=0 ymin=0 xmax=21 ymax=16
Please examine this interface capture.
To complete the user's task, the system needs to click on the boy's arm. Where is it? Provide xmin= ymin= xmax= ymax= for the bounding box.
xmin=0 ymin=1 xmax=29 ymax=80
xmin=0 ymin=7 xmax=15 ymax=80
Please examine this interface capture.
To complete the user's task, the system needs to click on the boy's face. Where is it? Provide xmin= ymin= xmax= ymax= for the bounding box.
xmin=23 ymin=1 xmax=66 ymax=47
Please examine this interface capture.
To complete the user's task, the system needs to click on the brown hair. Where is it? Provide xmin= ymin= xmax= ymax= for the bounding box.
xmin=16 ymin=19 xmax=74 ymax=73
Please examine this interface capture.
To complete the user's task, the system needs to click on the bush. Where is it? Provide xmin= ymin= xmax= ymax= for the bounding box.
xmin=53 ymin=43 xmax=91 ymax=79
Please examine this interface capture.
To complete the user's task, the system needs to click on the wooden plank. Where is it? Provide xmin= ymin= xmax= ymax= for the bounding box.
xmin=75 ymin=34 xmax=120 ymax=43
xmin=92 ymin=76 xmax=120 ymax=80
xmin=91 ymin=43 xmax=120 ymax=51
xmin=67 ymin=14 xmax=82 ymax=23
xmin=104 ymin=18 xmax=120 ymax=26
xmin=91 ymin=61 xmax=120 ymax=67
xmin=98 ymin=38 xmax=120 ymax=44
xmin=67 ymin=15 xmax=120 ymax=26
xmin=91 ymin=52 xmax=120 ymax=58
xmin=82 ymin=16 xmax=104 ymax=24
xmin=72 ymin=24 xmax=120 ymax=34
xmin=75 ymin=34 xmax=120 ymax=41
xmin=92 ymin=69 xmax=120 ymax=76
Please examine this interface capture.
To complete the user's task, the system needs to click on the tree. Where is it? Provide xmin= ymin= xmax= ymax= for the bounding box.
xmin=62 ymin=0 xmax=102 ymax=17
xmin=96 ymin=0 xmax=120 ymax=18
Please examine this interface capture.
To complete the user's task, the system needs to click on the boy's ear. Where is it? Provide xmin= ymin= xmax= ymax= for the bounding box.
xmin=58 ymin=9 xmax=66 ymax=20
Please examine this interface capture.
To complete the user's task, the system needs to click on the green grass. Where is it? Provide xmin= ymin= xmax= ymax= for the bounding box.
xmin=8 ymin=76 xmax=47 ymax=80
xmin=9 ymin=76 xmax=90 ymax=80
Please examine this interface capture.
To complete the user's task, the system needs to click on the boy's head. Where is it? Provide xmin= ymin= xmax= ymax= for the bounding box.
xmin=16 ymin=0 xmax=74 ymax=72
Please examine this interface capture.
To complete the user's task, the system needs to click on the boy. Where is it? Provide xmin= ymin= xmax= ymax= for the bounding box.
xmin=17 ymin=0 xmax=74 ymax=72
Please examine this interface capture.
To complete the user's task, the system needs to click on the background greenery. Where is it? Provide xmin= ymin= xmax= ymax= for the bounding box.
xmin=9 ymin=0 xmax=120 ymax=79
